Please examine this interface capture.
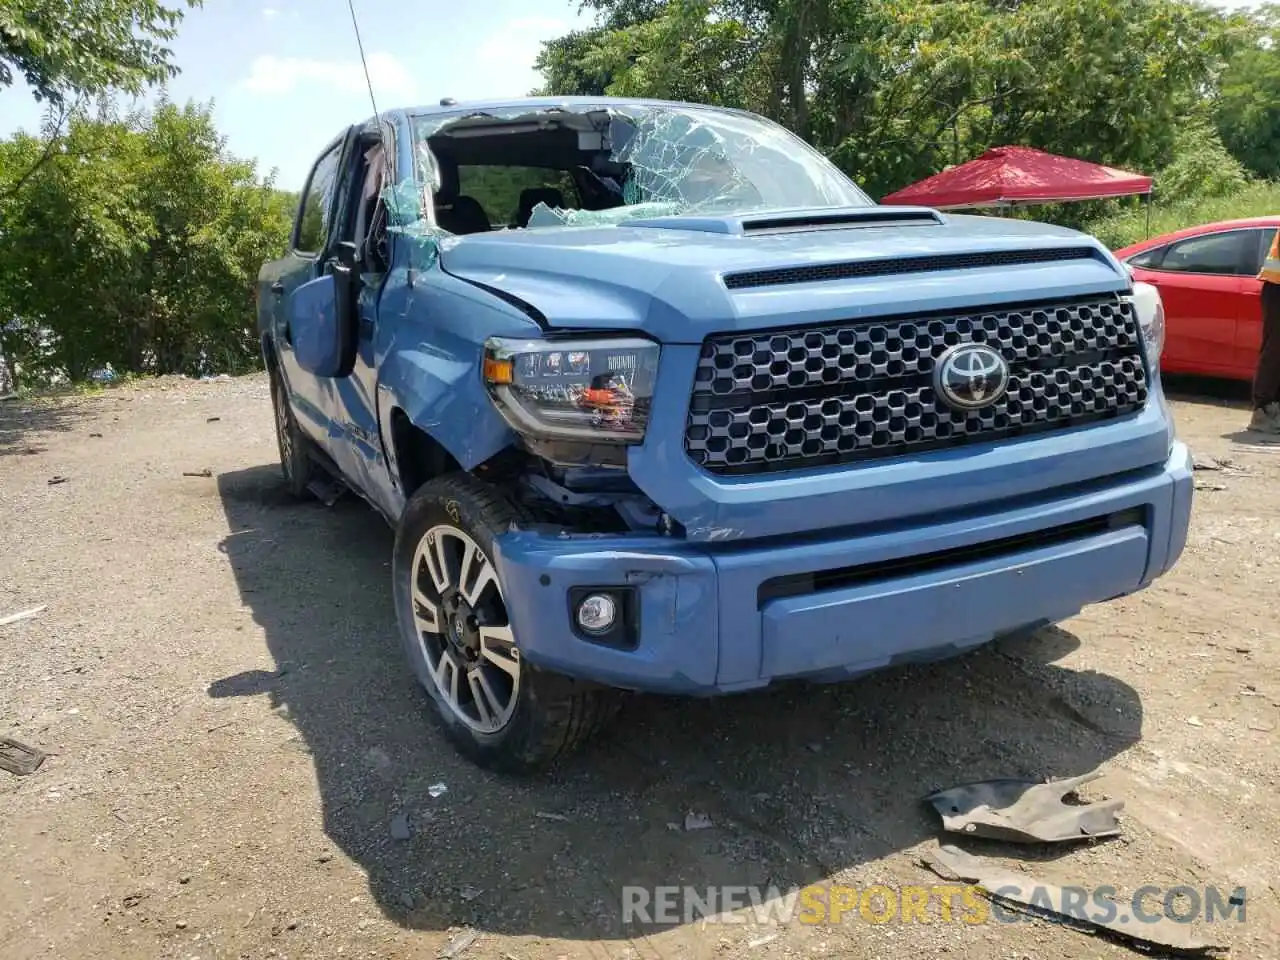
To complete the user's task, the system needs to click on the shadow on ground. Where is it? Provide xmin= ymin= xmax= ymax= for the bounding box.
xmin=212 ymin=463 xmax=1144 ymax=941
xmin=0 ymin=396 xmax=94 ymax=457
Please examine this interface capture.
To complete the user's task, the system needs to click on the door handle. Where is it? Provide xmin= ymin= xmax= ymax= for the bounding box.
xmin=270 ymin=280 xmax=285 ymax=295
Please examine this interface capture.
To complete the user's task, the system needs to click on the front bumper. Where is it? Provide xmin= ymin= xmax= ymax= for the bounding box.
xmin=492 ymin=442 xmax=1194 ymax=695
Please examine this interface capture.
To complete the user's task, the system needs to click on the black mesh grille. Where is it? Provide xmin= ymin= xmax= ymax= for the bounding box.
xmin=722 ymin=247 xmax=1097 ymax=290
xmin=684 ymin=295 xmax=1148 ymax=476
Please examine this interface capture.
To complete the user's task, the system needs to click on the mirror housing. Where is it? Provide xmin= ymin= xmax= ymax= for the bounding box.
xmin=289 ymin=273 xmax=358 ymax=378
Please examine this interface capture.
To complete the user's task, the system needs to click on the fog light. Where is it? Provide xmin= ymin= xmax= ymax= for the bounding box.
xmin=576 ymin=593 xmax=617 ymax=635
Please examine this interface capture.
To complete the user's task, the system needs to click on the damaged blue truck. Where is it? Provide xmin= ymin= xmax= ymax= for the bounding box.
xmin=257 ymin=97 xmax=1193 ymax=772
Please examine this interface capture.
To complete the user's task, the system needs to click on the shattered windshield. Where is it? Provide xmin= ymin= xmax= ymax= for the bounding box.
xmin=406 ymin=103 xmax=872 ymax=232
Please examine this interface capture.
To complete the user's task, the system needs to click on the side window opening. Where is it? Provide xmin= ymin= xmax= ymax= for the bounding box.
xmin=1247 ymin=228 xmax=1278 ymax=277
xmin=1128 ymin=246 xmax=1166 ymax=269
xmin=295 ymin=143 xmax=344 ymax=255
xmin=1158 ymin=230 xmax=1252 ymax=276
xmin=349 ymin=139 xmax=391 ymax=273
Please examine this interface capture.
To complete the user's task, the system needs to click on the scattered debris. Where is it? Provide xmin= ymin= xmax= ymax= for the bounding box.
xmin=427 ymin=782 xmax=448 ymax=798
xmin=1187 ymin=716 xmax=1204 ymax=727
xmin=389 ymin=813 xmax=411 ymax=841
xmin=459 ymin=884 xmax=483 ymax=902
xmin=0 ymin=604 xmax=46 ymax=627
xmin=747 ymin=932 xmax=779 ymax=948
xmin=121 ymin=893 xmax=147 ymax=909
xmin=923 ymin=771 xmax=1122 ymax=844
xmin=89 ymin=432 xmax=103 ymax=438
xmin=1247 ymin=720 xmax=1274 ymax=732
xmin=534 ymin=811 xmax=569 ymax=822
xmin=438 ymin=927 xmax=479 ymax=959
xmin=0 ymin=737 xmax=46 ymax=776
xmin=182 ymin=468 xmax=213 ymax=478
xmin=399 ymin=891 xmax=416 ymax=910
xmin=178 ymin=875 xmax=191 ymax=885
xmin=206 ymin=416 xmax=220 ymax=423
xmin=923 ymin=844 xmax=1225 ymax=956
xmin=684 ymin=811 xmax=714 ymax=831
xmin=317 ymin=851 xmax=333 ymax=864
xmin=1194 ymin=481 xmax=1227 ymax=492
xmin=175 ymin=920 xmax=187 ymax=930
xmin=47 ymin=475 xmax=68 ymax=485
xmin=306 ymin=475 xmax=346 ymax=506
xmin=1193 ymin=455 xmax=1232 ymax=472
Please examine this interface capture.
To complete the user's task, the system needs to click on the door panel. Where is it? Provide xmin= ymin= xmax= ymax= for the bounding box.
xmin=277 ymin=138 xmax=348 ymax=445
xmin=326 ymin=137 xmax=399 ymax=516
xmin=1137 ymin=230 xmax=1254 ymax=377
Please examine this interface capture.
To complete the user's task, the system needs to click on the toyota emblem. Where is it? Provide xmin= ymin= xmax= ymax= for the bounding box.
xmin=935 ymin=343 xmax=1010 ymax=411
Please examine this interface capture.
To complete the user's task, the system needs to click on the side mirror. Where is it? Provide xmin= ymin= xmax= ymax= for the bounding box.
xmin=289 ymin=274 xmax=358 ymax=378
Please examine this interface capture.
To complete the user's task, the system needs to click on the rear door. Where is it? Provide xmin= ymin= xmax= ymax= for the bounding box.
xmin=1137 ymin=229 xmax=1254 ymax=377
xmin=271 ymin=131 xmax=353 ymax=446
xmin=1235 ymin=227 xmax=1278 ymax=379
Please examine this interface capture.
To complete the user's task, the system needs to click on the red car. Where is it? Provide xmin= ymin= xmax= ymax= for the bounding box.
xmin=1115 ymin=217 xmax=1279 ymax=381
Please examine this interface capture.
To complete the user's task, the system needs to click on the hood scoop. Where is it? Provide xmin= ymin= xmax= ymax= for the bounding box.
xmin=623 ymin=205 xmax=945 ymax=236
xmin=723 ymin=246 xmax=1102 ymax=290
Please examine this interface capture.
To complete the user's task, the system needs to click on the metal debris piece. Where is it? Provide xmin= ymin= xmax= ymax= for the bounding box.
xmin=438 ymin=927 xmax=479 ymax=959
xmin=1194 ymin=481 xmax=1227 ymax=492
xmin=182 ymin=468 xmax=213 ymax=478
xmin=923 ymin=771 xmax=1122 ymax=844
xmin=0 ymin=737 xmax=46 ymax=775
xmin=206 ymin=416 xmax=220 ymax=422
xmin=47 ymin=475 xmax=68 ymax=485
xmin=0 ymin=604 xmax=46 ymax=626
xmin=306 ymin=475 xmax=347 ymax=506
xmin=923 ymin=844 xmax=1225 ymax=956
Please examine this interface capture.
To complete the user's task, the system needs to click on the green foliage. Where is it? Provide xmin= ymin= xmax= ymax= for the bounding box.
xmin=1083 ymin=180 xmax=1280 ymax=250
xmin=1153 ymin=121 xmax=1249 ymax=205
xmin=1214 ymin=4 xmax=1280 ymax=180
xmin=538 ymin=0 xmax=1255 ymax=200
xmin=0 ymin=0 xmax=199 ymax=105
xmin=0 ymin=99 xmax=294 ymax=385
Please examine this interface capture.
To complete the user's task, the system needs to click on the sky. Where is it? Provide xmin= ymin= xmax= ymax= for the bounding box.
xmin=0 ymin=0 xmax=594 ymax=190
xmin=0 ymin=0 xmax=1261 ymax=192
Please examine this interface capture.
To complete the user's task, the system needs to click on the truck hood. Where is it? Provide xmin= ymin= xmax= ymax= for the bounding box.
xmin=437 ymin=208 xmax=1131 ymax=344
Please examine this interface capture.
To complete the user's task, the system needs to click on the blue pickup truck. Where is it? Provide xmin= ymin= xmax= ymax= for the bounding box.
xmin=257 ymin=97 xmax=1193 ymax=772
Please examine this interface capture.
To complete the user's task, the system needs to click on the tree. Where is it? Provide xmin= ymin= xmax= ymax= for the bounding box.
xmin=0 ymin=99 xmax=294 ymax=384
xmin=0 ymin=0 xmax=199 ymax=106
xmin=1215 ymin=3 xmax=1280 ymax=180
xmin=537 ymin=0 xmax=1252 ymax=199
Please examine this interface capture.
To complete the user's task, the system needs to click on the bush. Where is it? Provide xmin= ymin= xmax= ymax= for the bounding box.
xmin=1083 ymin=180 xmax=1280 ymax=250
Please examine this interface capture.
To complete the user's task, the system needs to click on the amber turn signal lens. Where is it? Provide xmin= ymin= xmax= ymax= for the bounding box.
xmin=483 ymin=356 xmax=514 ymax=384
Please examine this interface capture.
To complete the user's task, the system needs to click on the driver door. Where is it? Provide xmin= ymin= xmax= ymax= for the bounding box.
xmin=325 ymin=133 xmax=399 ymax=515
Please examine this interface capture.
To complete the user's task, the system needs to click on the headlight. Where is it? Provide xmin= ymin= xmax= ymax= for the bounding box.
xmin=482 ymin=336 xmax=660 ymax=443
xmin=1125 ymin=281 xmax=1165 ymax=365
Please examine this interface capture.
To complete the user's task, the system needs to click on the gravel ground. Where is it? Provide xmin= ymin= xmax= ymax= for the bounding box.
xmin=1 ymin=372 xmax=1277 ymax=960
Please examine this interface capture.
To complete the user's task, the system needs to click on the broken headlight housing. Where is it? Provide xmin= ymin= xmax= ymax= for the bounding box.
xmin=1124 ymin=281 xmax=1165 ymax=366
xmin=482 ymin=336 xmax=660 ymax=443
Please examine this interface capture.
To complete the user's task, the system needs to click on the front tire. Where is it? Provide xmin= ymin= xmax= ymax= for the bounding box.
xmin=270 ymin=371 xmax=313 ymax=499
xmin=391 ymin=473 xmax=618 ymax=774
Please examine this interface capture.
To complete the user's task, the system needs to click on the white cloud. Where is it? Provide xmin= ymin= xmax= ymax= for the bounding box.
xmin=467 ymin=16 xmax=582 ymax=98
xmin=262 ymin=6 xmax=278 ymax=18
xmin=240 ymin=52 xmax=416 ymax=101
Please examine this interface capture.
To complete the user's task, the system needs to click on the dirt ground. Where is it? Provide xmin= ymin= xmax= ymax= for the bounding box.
xmin=1 ymin=372 xmax=1277 ymax=960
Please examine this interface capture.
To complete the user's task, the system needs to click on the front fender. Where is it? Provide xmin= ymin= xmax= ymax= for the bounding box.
xmin=375 ymin=266 xmax=537 ymax=478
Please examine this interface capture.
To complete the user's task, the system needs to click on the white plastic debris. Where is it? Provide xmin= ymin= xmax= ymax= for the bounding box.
xmin=684 ymin=811 xmax=713 ymax=831
xmin=0 ymin=605 xmax=46 ymax=627
xmin=428 ymin=782 xmax=447 ymax=798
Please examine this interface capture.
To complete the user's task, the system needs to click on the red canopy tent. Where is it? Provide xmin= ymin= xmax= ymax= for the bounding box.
xmin=879 ymin=146 xmax=1152 ymax=210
